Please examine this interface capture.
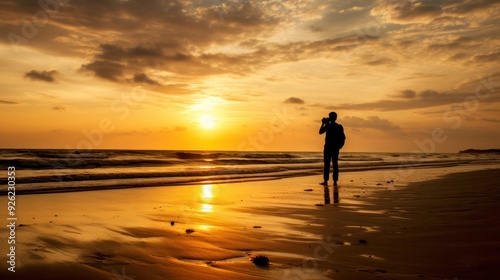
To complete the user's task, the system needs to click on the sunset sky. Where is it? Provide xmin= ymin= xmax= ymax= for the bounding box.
xmin=1 ymin=0 xmax=499 ymax=152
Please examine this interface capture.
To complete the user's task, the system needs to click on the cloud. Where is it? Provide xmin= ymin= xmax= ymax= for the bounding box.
xmin=391 ymin=89 xmax=417 ymax=98
xmin=371 ymin=1 xmax=443 ymax=24
xmin=444 ymin=0 xmax=500 ymax=15
xmin=481 ymin=118 xmax=500 ymax=123
xmin=399 ymin=72 xmax=446 ymax=80
xmin=97 ymin=44 xmax=164 ymax=62
xmin=284 ymin=97 xmax=305 ymax=104
xmin=326 ymin=93 xmax=498 ymax=111
xmin=364 ymin=57 xmax=394 ymax=66
xmin=325 ymin=83 xmax=500 ymax=112
xmin=77 ymin=31 xmax=381 ymax=88
xmin=325 ymin=72 xmax=500 ymax=112
xmin=1 ymin=1 xmax=499 ymax=105
xmin=427 ymin=36 xmax=476 ymax=52
xmin=52 ymin=106 xmax=66 ymax=111
xmin=340 ymin=115 xmax=401 ymax=131
xmin=339 ymin=6 xmax=366 ymax=14
xmin=155 ymin=84 xmax=196 ymax=95
xmin=472 ymin=51 xmax=500 ymax=64
xmin=0 ymin=100 xmax=18 ymax=105
xmin=24 ymin=70 xmax=58 ymax=82
xmin=80 ymin=60 xmax=125 ymax=82
xmin=80 ymin=51 xmax=196 ymax=94
xmin=130 ymin=73 xmax=161 ymax=86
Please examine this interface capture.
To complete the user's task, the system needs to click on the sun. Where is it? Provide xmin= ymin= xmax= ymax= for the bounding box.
xmin=199 ymin=114 xmax=215 ymax=129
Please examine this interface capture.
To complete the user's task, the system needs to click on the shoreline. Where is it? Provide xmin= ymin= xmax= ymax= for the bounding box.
xmin=3 ymin=161 xmax=500 ymax=196
xmin=1 ymin=165 xmax=499 ymax=279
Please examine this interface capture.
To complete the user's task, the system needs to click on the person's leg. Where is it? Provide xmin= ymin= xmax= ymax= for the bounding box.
xmin=322 ymin=148 xmax=330 ymax=184
xmin=332 ymin=149 xmax=339 ymax=184
xmin=332 ymin=149 xmax=340 ymax=203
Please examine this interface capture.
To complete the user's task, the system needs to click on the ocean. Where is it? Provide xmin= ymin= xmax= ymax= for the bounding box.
xmin=1 ymin=149 xmax=499 ymax=194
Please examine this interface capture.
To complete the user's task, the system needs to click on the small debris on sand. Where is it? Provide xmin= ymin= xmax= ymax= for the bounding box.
xmin=253 ymin=226 xmax=262 ymax=228
xmin=186 ymin=229 xmax=195 ymax=234
xmin=251 ymin=255 xmax=269 ymax=266
xmin=170 ymin=221 xmax=175 ymax=226
xmin=376 ymin=183 xmax=383 ymax=186
xmin=304 ymin=189 xmax=313 ymax=192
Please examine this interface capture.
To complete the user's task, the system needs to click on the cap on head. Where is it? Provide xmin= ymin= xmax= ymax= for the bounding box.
xmin=329 ymin=112 xmax=337 ymax=121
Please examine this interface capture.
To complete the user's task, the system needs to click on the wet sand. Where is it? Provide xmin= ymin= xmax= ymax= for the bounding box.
xmin=1 ymin=165 xmax=499 ymax=279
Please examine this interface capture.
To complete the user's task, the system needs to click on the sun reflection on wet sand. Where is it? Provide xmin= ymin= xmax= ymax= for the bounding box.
xmin=199 ymin=184 xmax=215 ymax=213
xmin=200 ymin=203 xmax=213 ymax=213
xmin=198 ymin=224 xmax=212 ymax=231
xmin=201 ymin=184 xmax=214 ymax=199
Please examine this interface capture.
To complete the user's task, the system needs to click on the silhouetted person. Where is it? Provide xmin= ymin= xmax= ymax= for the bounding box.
xmin=319 ymin=112 xmax=345 ymax=203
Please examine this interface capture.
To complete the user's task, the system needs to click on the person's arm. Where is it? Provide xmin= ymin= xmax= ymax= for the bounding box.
xmin=319 ymin=122 xmax=327 ymax=134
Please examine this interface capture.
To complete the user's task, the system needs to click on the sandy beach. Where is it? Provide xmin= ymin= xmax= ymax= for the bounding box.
xmin=1 ymin=165 xmax=500 ymax=280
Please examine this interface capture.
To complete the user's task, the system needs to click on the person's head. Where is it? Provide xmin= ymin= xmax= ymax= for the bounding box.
xmin=329 ymin=112 xmax=337 ymax=121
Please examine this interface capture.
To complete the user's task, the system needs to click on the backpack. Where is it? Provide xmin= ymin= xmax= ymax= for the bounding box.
xmin=335 ymin=123 xmax=346 ymax=149
xmin=327 ymin=123 xmax=346 ymax=149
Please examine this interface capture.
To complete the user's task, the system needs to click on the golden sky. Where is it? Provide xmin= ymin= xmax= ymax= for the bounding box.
xmin=0 ymin=0 xmax=499 ymax=152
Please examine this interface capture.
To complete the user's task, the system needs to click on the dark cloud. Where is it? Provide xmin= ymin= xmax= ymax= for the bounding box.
xmin=428 ymin=36 xmax=476 ymax=51
xmin=445 ymin=0 xmax=500 ymax=15
xmin=454 ymin=72 xmax=500 ymax=93
xmin=419 ymin=89 xmax=440 ymax=98
xmin=327 ymin=97 xmax=451 ymax=111
xmin=284 ymin=97 xmax=305 ymax=104
xmin=80 ymin=46 xmax=197 ymax=94
xmin=365 ymin=57 xmax=394 ymax=66
xmin=96 ymin=44 xmax=177 ymax=68
xmin=131 ymin=73 xmax=161 ymax=86
xmin=391 ymin=89 xmax=417 ymax=98
xmin=24 ymin=70 xmax=58 ymax=82
xmin=0 ymin=100 xmax=18 ymax=105
xmin=52 ymin=106 xmax=66 ymax=111
xmin=371 ymin=1 xmax=443 ymax=23
xmin=80 ymin=60 xmax=125 ymax=82
xmin=79 ymin=32 xmax=381 ymax=85
xmin=399 ymin=72 xmax=446 ymax=80
xmin=481 ymin=118 xmax=500 ymax=123
xmin=447 ymin=52 xmax=469 ymax=61
xmin=472 ymin=51 xmax=500 ymax=64
xmin=0 ymin=0 xmax=282 ymax=55
xmin=340 ymin=115 xmax=401 ymax=131
xmin=325 ymin=72 xmax=500 ymax=111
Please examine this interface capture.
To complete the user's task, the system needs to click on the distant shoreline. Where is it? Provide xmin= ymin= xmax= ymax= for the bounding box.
xmin=459 ymin=149 xmax=500 ymax=154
